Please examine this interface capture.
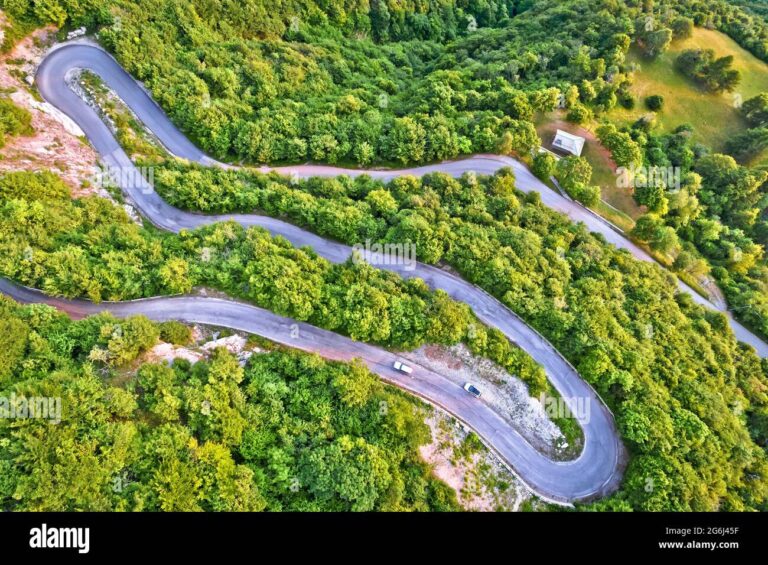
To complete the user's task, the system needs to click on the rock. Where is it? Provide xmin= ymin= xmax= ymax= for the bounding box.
xmin=66 ymin=27 xmax=87 ymax=40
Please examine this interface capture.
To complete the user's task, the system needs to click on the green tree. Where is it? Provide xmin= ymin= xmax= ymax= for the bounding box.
xmin=556 ymin=156 xmax=593 ymax=189
xmin=385 ymin=117 xmax=426 ymax=165
xmin=670 ymin=17 xmax=694 ymax=40
xmin=632 ymin=213 xmax=679 ymax=254
xmin=645 ymin=95 xmax=664 ymax=111
xmin=532 ymin=152 xmax=557 ymax=180
xmin=741 ymin=93 xmax=768 ymax=127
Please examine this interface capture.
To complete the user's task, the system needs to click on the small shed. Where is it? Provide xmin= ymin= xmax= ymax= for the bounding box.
xmin=552 ymin=129 xmax=585 ymax=157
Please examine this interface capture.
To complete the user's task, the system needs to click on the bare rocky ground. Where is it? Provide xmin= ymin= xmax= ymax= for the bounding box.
xmin=144 ymin=325 xmax=264 ymax=367
xmin=0 ymin=13 xmax=99 ymax=193
xmin=419 ymin=409 xmax=544 ymax=511
xmin=402 ymin=343 xmax=569 ymax=458
xmin=143 ymin=328 xmax=547 ymax=511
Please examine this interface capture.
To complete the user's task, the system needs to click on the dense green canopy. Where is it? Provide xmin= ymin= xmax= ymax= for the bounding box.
xmin=0 ymin=296 xmax=457 ymax=511
xmin=2 ymin=0 xmax=768 ymax=511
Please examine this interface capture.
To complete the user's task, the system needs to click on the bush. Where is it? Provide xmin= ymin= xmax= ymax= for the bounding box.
xmin=556 ymin=157 xmax=600 ymax=206
xmin=645 ymin=95 xmax=665 ymax=111
xmin=671 ymin=17 xmax=694 ymax=40
xmin=596 ymin=123 xmax=644 ymax=167
xmin=675 ymin=49 xmax=741 ymax=93
xmin=158 ymin=320 xmax=193 ymax=346
xmin=631 ymin=213 xmax=680 ymax=254
xmin=556 ymin=155 xmax=593 ymax=190
xmin=633 ymin=113 xmax=657 ymax=132
xmin=725 ymin=127 xmax=768 ymax=161
xmin=532 ymin=152 xmax=557 ymax=180
xmin=0 ymin=97 xmax=33 ymax=148
xmin=618 ymin=93 xmax=636 ymax=110
xmin=568 ymin=183 xmax=601 ymax=207
xmin=566 ymin=103 xmax=592 ymax=124
xmin=741 ymin=93 xmax=768 ymax=127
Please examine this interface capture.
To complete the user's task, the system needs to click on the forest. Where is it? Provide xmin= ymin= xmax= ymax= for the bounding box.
xmin=3 ymin=160 xmax=768 ymax=510
xmin=4 ymin=0 xmax=612 ymax=165
xmin=5 ymin=0 xmax=767 ymax=341
xmin=0 ymin=296 xmax=457 ymax=511
xmin=0 ymin=169 xmax=548 ymax=393
xmin=0 ymin=0 xmax=768 ymax=512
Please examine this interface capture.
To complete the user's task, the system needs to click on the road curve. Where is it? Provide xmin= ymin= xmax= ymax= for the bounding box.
xmin=17 ymin=38 xmax=768 ymax=500
xmin=37 ymin=43 xmax=768 ymax=358
xmin=17 ymin=41 xmax=632 ymax=502
xmin=28 ymin=42 xmax=632 ymax=502
xmin=0 ymin=278 xmax=622 ymax=503
xmin=18 ymin=38 xmax=768 ymax=499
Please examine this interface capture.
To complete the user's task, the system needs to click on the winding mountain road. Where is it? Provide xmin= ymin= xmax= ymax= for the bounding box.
xmin=0 ymin=277 xmax=621 ymax=503
xmin=5 ymin=40 xmax=762 ymax=503
xmin=36 ymin=43 xmax=767 ymax=357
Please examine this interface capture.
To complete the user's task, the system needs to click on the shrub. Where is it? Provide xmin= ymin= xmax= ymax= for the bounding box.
xmin=566 ymin=103 xmax=592 ymax=124
xmin=568 ymin=182 xmax=601 ymax=207
xmin=645 ymin=95 xmax=664 ymax=111
xmin=532 ymin=152 xmax=557 ymax=180
xmin=0 ymin=97 xmax=33 ymax=148
xmin=618 ymin=93 xmax=636 ymax=110
xmin=671 ymin=17 xmax=694 ymax=40
xmin=159 ymin=321 xmax=193 ymax=346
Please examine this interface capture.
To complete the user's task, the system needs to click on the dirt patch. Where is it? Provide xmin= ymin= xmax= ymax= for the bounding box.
xmin=538 ymin=114 xmax=618 ymax=180
xmin=0 ymin=14 xmax=99 ymax=194
xmin=419 ymin=409 xmax=539 ymax=511
xmin=144 ymin=325 xmax=265 ymax=367
xmin=403 ymin=343 xmax=570 ymax=458
xmin=539 ymin=117 xmax=611 ymax=161
xmin=146 ymin=342 xmax=203 ymax=364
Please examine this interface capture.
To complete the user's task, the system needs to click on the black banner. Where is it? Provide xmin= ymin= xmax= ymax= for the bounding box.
xmin=0 ymin=512 xmax=764 ymax=560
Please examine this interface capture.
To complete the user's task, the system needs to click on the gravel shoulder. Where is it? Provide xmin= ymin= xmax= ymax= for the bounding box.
xmin=402 ymin=343 xmax=571 ymax=459
xmin=419 ymin=409 xmax=544 ymax=511
xmin=0 ymin=16 xmax=98 ymax=193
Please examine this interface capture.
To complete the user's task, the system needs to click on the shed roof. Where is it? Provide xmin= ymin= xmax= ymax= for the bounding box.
xmin=552 ymin=129 xmax=585 ymax=156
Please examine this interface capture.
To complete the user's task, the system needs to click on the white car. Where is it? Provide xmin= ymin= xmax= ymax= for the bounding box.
xmin=463 ymin=383 xmax=482 ymax=398
xmin=393 ymin=361 xmax=413 ymax=374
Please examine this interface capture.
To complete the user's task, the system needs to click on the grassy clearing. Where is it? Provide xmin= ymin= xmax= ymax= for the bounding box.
xmin=594 ymin=201 xmax=636 ymax=233
xmin=536 ymin=28 xmax=768 ymax=224
xmin=609 ymin=28 xmax=768 ymax=155
xmin=535 ymin=112 xmax=642 ymax=225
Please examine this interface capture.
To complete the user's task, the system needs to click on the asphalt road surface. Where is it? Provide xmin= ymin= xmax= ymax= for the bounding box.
xmin=36 ymin=44 xmax=767 ymax=357
xmin=0 ymin=277 xmax=623 ymax=503
xmin=7 ymin=40 xmax=755 ymax=503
